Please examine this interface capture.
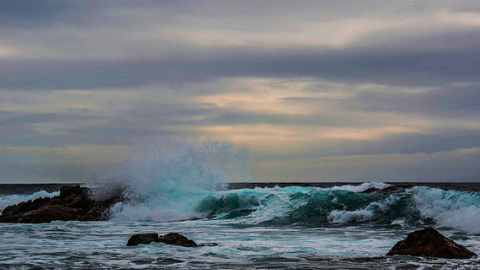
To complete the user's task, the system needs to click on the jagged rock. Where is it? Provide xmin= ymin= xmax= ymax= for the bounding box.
xmin=0 ymin=185 xmax=120 ymax=223
xmin=387 ymin=228 xmax=476 ymax=259
xmin=126 ymin=232 xmax=198 ymax=247
xmin=127 ymin=233 xmax=159 ymax=246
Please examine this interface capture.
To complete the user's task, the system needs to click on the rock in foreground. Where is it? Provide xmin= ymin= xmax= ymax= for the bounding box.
xmin=0 ymin=185 xmax=119 ymax=223
xmin=127 ymin=233 xmax=198 ymax=247
xmin=387 ymin=228 xmax=476 ymax=259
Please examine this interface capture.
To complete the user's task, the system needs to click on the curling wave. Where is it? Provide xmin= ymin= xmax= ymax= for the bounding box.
xmin=82 ymin=139 xmax=480 ymax=234
xmin=195 ymin=185 xmax=417 ymax=226
xmin=194 ymin=185 xmax=480 ymax=234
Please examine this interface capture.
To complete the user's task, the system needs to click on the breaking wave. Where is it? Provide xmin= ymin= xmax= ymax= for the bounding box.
xmin=412 ymin=186 xmax=480 ymax=234
xmin=195 ymin=185 xmax=480 ymax=234
xmin=0 ymin=191 xmax=59 ymax=214
xmin=195 ymin=185 xmax=416 ymax=226
xmin=89 ymin=139 xmax=253 ymax=221
xmin=81 ymin=139 xmax=480 ymax=235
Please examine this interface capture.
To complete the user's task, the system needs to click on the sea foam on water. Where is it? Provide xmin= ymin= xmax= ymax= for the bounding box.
xmin=84 ymin=139 xmax=480 ymax=235
xmin=412 ymin=186 xmax=480 ymax=234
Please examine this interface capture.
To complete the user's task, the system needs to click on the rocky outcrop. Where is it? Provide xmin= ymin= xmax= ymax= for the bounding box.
xmin=127 ymin=233 xmax=160 ymax=246
xmin=158 ymin=233 xmax=198 ymax=247
xmin=387 ymin=228 xmax=476 ymax=259
xmin=127 ymin=233 xmax=198 ymax=247
xmin=0 ymin=185 xmax=119 ymax=223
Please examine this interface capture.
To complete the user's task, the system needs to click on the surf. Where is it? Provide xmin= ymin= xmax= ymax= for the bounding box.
xmin=80 ymin=138 xmax=480 ymax=234
xmin=193 ymin=185 xmax=480 ymax=234
xmin=88 ymin=139 xmax=253 ymax=222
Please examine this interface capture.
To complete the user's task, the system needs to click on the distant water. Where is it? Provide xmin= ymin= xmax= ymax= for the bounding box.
xmin=1 ymin=181 xmax=480 ymax=269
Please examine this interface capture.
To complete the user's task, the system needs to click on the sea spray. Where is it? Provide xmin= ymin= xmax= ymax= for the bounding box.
xmin=411 ymin=186 xmax=480 ymax=234
xmin=87 ymin=147 xmax=480 ymax=234
xmin=89 ymin=139 xmax=253 ymax=221
xmin=2 ymin=182 xmax=480 ymax=269
xmin=0 ymin=190 xmax=59 ymax=214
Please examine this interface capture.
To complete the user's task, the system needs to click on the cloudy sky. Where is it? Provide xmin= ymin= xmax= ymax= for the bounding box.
xmin=1 ymin=0 xmax=480 ymax=183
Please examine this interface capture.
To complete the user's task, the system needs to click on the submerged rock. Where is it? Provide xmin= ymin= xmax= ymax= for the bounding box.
xmin=0 ymin=185 xmax=119 ymax=223
xmin=127 ymin=233 xmax=159 ymax=246
xmin=158 ymin=233 xmax=198 ymax=247
xmin=127 ymin=232 xmax=198 ymax=247
xmin=387 ymin=228 xmax=476 ymax=259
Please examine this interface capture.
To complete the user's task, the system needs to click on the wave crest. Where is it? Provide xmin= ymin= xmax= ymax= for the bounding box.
xmin=0 ymin=191 xmax=59 ymax=213
xmin=90 ymin=139 xmax=253 ymax=221
xmin=412 ymin=186 xmax=480 ymax=234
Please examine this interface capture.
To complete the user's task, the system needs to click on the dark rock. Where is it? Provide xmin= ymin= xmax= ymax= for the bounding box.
xmin=0 ymin=185 xmax=120 ymax=223
xmin=198 ymin=242 xmax=219 ymax=247
xmin=126 ymin=232 xmax=198 ymax=247
xmin=361 ymin=185 xmax=413 ymax=195
xmin=387 ymin=228 xmax=476 ymax=259
xmin=127 ymin=233 xmax=159 ymax=246
xmin=157 ymin=233 xmax=198 ymax=247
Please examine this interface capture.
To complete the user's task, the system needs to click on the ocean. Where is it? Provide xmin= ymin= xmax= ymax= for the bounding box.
xmin=1 ymin=141 xmax=480 ymax=269
xmin=1 ymin=182 xmax=480 ymax=270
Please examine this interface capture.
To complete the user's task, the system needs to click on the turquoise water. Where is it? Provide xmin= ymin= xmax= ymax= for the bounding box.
xmin=1 ymin=184 xmax=480 ymax=269
xmin=1 ymin=141 xmax=480 ymax=269
xmin=1 ymin=219 xmax=478 ymax=269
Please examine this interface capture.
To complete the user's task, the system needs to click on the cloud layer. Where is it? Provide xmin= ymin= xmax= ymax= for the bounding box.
xmin=1 ymin=1 xmax=480 ymax=183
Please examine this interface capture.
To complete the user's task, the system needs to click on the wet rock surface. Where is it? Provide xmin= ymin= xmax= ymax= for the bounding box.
xmin=126 ymin=233 xmax=159 ymax=246
xmin=127 ymin=233 xmax=198 ymax=247
xmin=0 ymin=185 xmax=119 ymax=223
xmin=158 ymin=232 xmax=198 ymax=247
xmin=387 ymin=228 xmax=476 ymax=259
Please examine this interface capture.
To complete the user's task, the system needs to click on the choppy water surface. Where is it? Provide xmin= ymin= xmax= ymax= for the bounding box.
xmin=1 ymin=183 xmax=480 ymax=269
xmin=1 ymin=219 xmax=478 ymax=269
xmin=1 ymin=142 xmax=480 ymax=269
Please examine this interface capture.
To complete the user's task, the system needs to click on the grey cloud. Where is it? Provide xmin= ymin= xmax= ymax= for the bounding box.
xmin=269 ymin=130 xmax=480 ymax=161
xmin=2 ymin=1 xmax=480 ymax=90
xmin=0 ymin=0 xmax=97 ymax=28
xmin=0 ymin=160 xmax=118 ymax=183
xmin=2 ymin=45 xmax=480 ymax=90
xmin=347 ymin=84 xmax=480 ymax=118
xmin=0 ymin=112 xmax=58 ymax=126
xmin=0 ymin=111 xmax=90 ymax=147
xmin=324 ymin=130 xmax=480 ymax=158
xmin=0 ymin=0 xmax=465 ymax=31
xmin=202 ymin=110 xmax=355 ymax=128
xmin=2 ymin=0 xmax=480 ymax=183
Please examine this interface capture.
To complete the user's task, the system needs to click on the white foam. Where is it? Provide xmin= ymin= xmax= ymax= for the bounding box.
xmin=412 ymin=186 xmax=480 ymax=234
xmin=328 ymin=209 xmax=374 ymax=223
xmin=332 ymin=182 xmax=392 ymax=193
xmin=327 ymin=194 xmax=401 ymax=224
xmin=0 ymin=191 xmax=59 ymax=212
xmin=92 ymin=139 xmax=253 ymax=222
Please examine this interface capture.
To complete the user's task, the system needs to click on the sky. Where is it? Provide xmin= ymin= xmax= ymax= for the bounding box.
xmin=1 ymin=0 xmax=480 ymax=183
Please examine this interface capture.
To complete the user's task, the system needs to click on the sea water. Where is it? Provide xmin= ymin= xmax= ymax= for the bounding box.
xmin=2 ymin=184 xmax=480 ymax=269
xmin=1 ymin=141 xmax=480 ymax=269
